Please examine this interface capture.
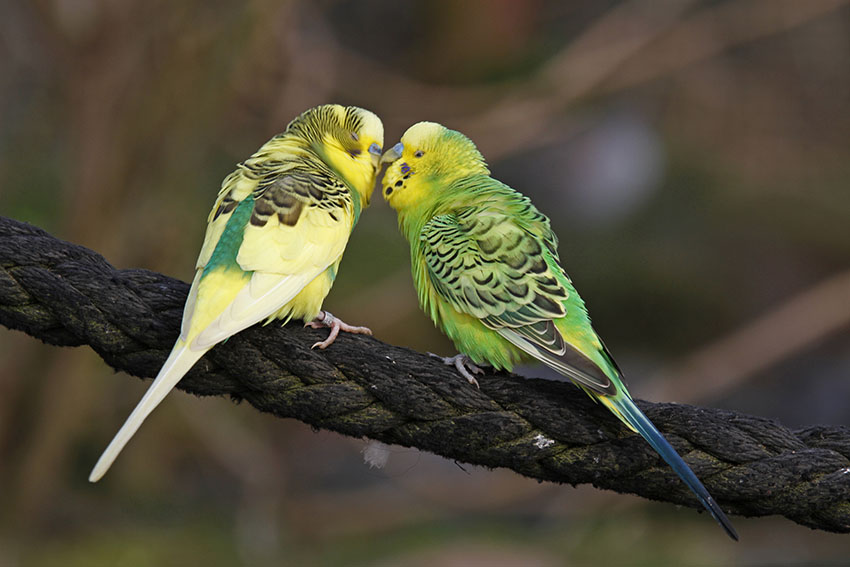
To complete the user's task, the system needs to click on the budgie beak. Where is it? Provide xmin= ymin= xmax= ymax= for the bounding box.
xmin=381 ymin=142 xmax=404 ymax=165
xmin=368 ymin=142 xmax=382 ymax=167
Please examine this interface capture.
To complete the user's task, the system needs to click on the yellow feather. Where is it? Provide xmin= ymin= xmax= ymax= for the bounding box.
xmin=237 ymin=207 xmax=352 ymax=274
xmin=191 ymin=271 xmax=316 ymax=350
xmin=184 ymin=266 xmax=252 ymax=346
xmin=90 ymin=105 xmax=384 ymax=482
xmin=268 ymin=263 xmax=338 ymax=324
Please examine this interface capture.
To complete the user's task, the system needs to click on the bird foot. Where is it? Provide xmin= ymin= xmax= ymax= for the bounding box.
xmin=306 ymin=310 xmax=372 ymax=349
xmin=428 ymin=352 xmax=484 ymax=388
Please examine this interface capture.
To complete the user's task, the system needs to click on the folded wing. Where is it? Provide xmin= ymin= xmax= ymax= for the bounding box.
xmin=421 ymin=204 xmax=618 ymax=396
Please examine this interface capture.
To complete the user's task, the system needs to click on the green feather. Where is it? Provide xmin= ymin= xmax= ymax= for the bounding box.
xmin=203 ymin=195 xmax=254 ymax=277
xmin=351 ymin=184 xmax=362 ymax=226
xmin=383 ymin=121 xmax=737 ymax=540
xmin=412 ymin=176 xmax=619 ymax=394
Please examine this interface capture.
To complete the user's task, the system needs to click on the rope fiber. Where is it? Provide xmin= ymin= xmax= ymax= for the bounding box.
xmin=2 ymin=215 xmax=849 ymax=532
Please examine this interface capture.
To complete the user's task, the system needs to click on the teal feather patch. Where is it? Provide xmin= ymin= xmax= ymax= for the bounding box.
xmin=203 ymin=195 xmax=255 ymax=277
xmin=351 ymin=186 xmax=362 ymax=226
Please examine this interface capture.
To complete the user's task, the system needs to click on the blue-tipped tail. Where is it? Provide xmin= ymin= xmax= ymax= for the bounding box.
xmin=607 ymin=395 xmax=738 ymax=540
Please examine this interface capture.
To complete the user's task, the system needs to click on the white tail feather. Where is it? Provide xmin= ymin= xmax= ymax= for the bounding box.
xmin=91 ymin=268 xmax=329 ymax=481
xmin=191 ymin=272 xmax=314 ymax=349
xmin=88 ymin=343 xmax=208 ymax=482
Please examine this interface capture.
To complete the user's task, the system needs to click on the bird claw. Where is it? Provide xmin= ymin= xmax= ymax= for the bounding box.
xmin=428 ymin=352 xmax=484 ymax=387
xmin=307 ymin=310 xmax=372 ymax=349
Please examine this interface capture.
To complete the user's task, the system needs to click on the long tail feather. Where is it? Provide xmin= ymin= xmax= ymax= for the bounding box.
xmin=88 ymin=342 xmax=207 ymax=482
xmin=601 ymin=395 xmax=738 ymax=540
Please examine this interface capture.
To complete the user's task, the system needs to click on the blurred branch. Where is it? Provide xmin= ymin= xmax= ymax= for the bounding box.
xmin=651 ymin=269 xmax=850 ymax=402
xmin=3 ymin=215 xmax=850 ymax=534
xmin=601 ymin=0 xmax=850 ymax=93
xmin=327 ymin=0 xmax=849 ymax=161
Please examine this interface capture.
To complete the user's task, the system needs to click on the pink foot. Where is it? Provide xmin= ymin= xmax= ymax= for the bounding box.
xmin=306 ymin=310 xmax=372 ymax=349
xmin=429 ymin=352 xmax=484 ymax=388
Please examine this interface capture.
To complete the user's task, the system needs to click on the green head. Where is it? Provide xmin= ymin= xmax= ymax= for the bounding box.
xmin=286 ymin=104 xmax=384 ymax=207
xmin=380 ymin=122 xmax=489 ymax=213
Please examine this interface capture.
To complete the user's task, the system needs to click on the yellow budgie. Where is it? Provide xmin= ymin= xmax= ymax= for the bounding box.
xmin=89 ymin=104 xmax=384 ymax=482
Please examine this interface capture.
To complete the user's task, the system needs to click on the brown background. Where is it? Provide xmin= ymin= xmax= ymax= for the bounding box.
xmin=2 ymin=1 xmax=849 ymax=564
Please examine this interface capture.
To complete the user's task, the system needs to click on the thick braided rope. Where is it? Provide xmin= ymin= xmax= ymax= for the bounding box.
xmin=2 ymin=215 xmax=849 ymax=532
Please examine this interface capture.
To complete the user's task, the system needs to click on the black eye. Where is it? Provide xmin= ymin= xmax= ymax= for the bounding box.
xmin=414 ymin=150 xmax=424 ymax=158
xmin=350 ymin=132 xmax=359 ymax=142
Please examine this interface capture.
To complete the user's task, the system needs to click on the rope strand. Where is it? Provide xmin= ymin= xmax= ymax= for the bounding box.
xmin=2 ymin=215 xmax=849 ymax=532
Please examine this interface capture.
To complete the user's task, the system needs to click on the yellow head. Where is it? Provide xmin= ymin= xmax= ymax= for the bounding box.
xmin=380 ymin=122 xmax=489 ymax=212
xmin=288 ymin=104 xmax=384 ymax=206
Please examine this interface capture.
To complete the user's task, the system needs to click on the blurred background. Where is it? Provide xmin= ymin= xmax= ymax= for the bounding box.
xmin=2 ymin=0 xmax=850 ymax=564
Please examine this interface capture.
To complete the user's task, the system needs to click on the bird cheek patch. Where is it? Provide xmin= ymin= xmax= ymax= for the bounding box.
xmin=399 ymin=163 xmax=415 ymax=180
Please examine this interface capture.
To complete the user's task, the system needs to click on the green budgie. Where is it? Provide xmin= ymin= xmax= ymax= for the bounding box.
xmin=380 ymin=121 xmax=737 ymax=540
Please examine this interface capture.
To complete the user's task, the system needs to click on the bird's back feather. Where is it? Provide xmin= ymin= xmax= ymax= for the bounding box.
xmin=408 ymin=177 xmax=620 ymax=395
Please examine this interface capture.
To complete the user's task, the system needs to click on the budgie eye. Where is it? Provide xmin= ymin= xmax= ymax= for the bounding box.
xmin=414 ymin=150 xmax=425 ymax=158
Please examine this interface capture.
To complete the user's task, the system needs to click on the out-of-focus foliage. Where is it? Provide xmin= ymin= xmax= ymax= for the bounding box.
xmin=1 ymin=1 xmax=849 ymax=564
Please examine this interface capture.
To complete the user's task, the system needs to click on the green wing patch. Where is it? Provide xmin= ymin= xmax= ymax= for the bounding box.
xmin=421 ymin=207 xmax=568 ymax=326
xmin=420 ymin=204 xmax=616 ymax=396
